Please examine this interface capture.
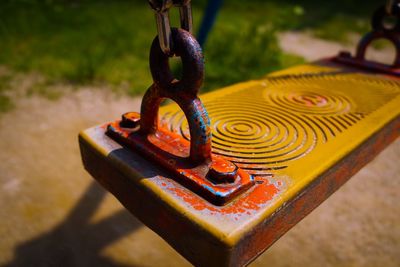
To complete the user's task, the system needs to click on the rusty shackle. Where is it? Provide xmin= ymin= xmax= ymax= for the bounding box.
xmin=105 ymin=1 xmax=254 ymax=206
xmin=140 ymin=28 xmax=212 ymax=164
xmin=356 ymin=5 xmax=400 ymax=67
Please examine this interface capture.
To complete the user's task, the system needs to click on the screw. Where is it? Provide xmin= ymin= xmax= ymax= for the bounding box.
xmin=120 ymin=112 xmax=141 ymax=128
xmin=207 ymin=161 xmax=238 ymax=184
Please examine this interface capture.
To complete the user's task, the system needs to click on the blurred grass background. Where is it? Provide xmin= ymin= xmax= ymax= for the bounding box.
xmin=0 ymin=0 xmax=381 ymax=110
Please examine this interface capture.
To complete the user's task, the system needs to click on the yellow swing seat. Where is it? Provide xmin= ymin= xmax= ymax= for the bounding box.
xmin=79 ymin=60 xmax=400 ymax=266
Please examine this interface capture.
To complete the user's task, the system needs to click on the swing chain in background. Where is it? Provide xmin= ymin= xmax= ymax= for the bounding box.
xmin=148 ymin=0 xmax=193 ymax=55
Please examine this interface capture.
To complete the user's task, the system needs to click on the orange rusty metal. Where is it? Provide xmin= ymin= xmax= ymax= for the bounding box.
xmin=107 ymin=112 xmax=254 ymax=206
xmin=106 ymin=28 xmax=255 ymax=205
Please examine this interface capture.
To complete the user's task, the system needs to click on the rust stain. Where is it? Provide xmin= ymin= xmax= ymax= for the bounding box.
xmin=162 ymin=177 xmax=280 ymax=216
xmin=107 ymin=115 xmax=255 ymax=206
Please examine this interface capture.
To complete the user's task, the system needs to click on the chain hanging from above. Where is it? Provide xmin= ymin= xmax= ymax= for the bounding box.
xmin=148 ymin=0 xmax=193 ymax=55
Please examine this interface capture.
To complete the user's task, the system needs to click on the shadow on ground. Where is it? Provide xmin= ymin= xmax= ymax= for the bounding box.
xmin=3 ymin=182 xmax=143 ymax=267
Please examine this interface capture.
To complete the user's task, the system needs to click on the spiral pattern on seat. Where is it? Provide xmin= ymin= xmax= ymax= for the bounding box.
xmin=160 ymin=72 xmax=400 ymax=177
xmin=267 ymin=90 xmax=352 ymax=115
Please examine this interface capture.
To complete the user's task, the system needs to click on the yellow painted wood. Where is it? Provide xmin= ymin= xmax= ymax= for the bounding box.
xmin=79 ymin=62 xmax=400 ymax=266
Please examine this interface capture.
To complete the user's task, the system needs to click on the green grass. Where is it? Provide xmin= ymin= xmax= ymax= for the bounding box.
xmin=0 ymin=1 xmax=155 ymax=93
xmin=0 ymin=0 xmax=380 ymax=101
xmin=203 ymin=20 xmax=304 ymax=91
xmin=223 ymin=0 xmax=378 ymax=38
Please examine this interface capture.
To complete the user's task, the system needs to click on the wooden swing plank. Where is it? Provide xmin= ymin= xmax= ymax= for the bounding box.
xmin=79 ymin=61 xmax=400 ymax=267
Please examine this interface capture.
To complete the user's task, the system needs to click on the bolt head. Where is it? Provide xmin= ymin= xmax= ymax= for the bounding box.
xmin=120 ymin=112 xmax=140 ymax=128
xmin=207 ymin=161 xmax=238 ymax=184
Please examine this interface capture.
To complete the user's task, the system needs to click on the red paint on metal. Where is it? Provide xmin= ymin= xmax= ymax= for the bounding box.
xmin=106 ymin=113 xmax=256 ymax=206
xmin=104 ymin=29 xmax=260 ymax=205
xmin=164 ymin=177 xmax=280 ymax=215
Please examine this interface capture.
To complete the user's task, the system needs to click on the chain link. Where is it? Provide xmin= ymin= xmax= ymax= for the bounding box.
xmin=148 ymin=0 xmax=193 ymax=55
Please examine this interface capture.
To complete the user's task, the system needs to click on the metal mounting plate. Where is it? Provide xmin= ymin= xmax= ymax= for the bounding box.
xmin=106 ymin=115 xmax=254 ymax=206
xmin=334 ymin=51 xmax=400 ymax=77
xmin=79 ymin=61 xmax=400 ymax=267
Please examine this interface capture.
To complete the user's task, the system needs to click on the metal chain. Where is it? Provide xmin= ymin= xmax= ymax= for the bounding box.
xmin=148 ymin=0 xmax=193 ymax=55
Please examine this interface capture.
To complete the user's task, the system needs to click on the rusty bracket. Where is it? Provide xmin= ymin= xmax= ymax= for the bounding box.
xmin=106 ymin=28 xmax=254 ymax=205
xmin=334 ymin=5 xmax=400 ymax=76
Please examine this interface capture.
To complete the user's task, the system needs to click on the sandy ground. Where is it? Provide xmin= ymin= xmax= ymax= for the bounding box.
xmin=0 ymin=33 xmax=399 ymax=267
xmin=278 ymin=31 xmax=396 ymax=64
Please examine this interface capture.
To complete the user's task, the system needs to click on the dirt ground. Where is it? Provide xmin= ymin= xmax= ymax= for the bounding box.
xmin=0 ymin=33 xmax=399 ymax=267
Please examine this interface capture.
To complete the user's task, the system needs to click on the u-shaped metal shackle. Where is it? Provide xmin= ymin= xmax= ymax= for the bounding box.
xmin=140 ymin=28 xmax=212 ymax=164
xmin=356 ymin=5 xmax=400 ymax=67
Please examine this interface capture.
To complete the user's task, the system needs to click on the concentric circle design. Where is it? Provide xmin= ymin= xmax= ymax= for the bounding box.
xmin=163 ymin=97 xmax=320 ymax=176
xmin=266 ymin=90 xmax=352 ymax=115
xmin=159 ymin=73 xmax=400 ymax=177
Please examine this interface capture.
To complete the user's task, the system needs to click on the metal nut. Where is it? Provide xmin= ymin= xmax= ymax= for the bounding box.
xmin=120 ymin=112 xmax=140 ymax=128
xmin=207 ymin=161 xmax=238 ymax=184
